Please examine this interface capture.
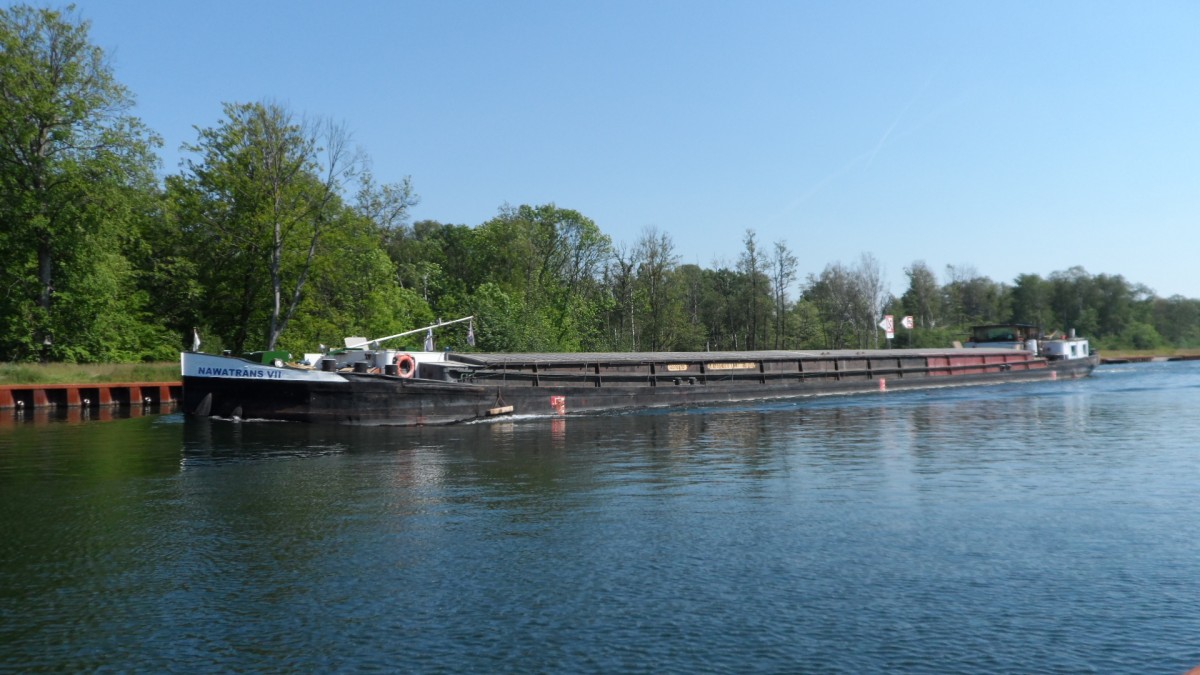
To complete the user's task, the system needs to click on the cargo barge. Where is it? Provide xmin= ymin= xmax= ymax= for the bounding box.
xmin=181 ymin=319 xmax=1099 ymax=426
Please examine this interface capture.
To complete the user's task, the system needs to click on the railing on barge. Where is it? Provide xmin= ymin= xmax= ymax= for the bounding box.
xmin=459 ymin=351 xmax=1045 ymax=387
xmin=0 ymin=382 xmax=183 ymax=410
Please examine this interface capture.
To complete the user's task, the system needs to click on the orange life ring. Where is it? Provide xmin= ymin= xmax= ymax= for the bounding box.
xmin=394 ymin=353 xmax=415 ymax=378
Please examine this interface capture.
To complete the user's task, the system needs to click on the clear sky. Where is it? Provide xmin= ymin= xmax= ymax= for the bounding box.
xmin=76 ymin=0 xmax=1200 ymax=298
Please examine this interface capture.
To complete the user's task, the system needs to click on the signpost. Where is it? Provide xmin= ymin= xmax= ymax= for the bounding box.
xmin=880 ymin=315 xmax=914 ymax=347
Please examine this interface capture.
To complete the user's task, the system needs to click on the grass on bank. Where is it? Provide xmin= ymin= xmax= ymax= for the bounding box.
xmin=1096 ymin=348 xmax=1200 ymax=360
xmin=0 ymin=362 xmax=179 ymax=385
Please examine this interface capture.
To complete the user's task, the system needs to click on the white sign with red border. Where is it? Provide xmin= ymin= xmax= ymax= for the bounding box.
xmin=878 ymin=315 xmax=894 ymax=340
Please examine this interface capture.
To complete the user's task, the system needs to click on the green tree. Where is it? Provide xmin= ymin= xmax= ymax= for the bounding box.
xmin=1152 ymin=295 xmax=1200 ymax=347
xmin=1048 ymin=266 xmax=1098 ymax=337
xmin=634 ymin=226 xmax=680 ymax=351
xmin=285 ymin=207 xmax=432 ymax=355
xmin=770 ymin=240 xmax=798 ymax=348
xmin=943 ymin=264 xmax=1007 ymax=329
xmin=0 ymin=5 xmax=164 ymax=361
xmin=170 ymin=101 xmax=365 ymax=352
xmin=1091 ymin=274 xmax=1151 ymax=338
xmin=1111 ymin=321 xmax=1164 ymax=350
xmin=704 ymin=266 xmax=745 ymax=349
xmin=901 ymin=261 xmax=941 ymax=329
xmin=737 ymin=229 xmax=768 ymax=349
xmin=1009 ymin=273 xmax=1054 ymax=328
xmin=673 ymin=263 xmax=712 ymax=350
xmin=467 ymin=282 xmax=526 ymax=352
xmin=788 ymin=298 xmax=825 ymax=349
xmin=603 ymin=243 xmax=639 ymax=350
xmin=384 ymin=219 xmax=481 ymax=309
xmin=804 ymin=263 xmax=862 ymax=349
xmin=475 ymin=204 xmax=611 ymax=350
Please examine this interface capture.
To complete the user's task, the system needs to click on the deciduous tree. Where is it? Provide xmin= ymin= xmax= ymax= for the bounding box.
xmin=171 ymin=101 xmax=363 ymax=351
xmin=475 ymin=204 xmax=611 ymax=350
xmin=853 ymin=253 xmax=888 ymax=348
xmin=635 ymin=226 xmax=679 ymax=351
xmin=738 ymin=230 xmax=768 ymax=349
xmin=804 ymin=263 xmax=861 ymax=349
xmin=0 ymin=4 xmax=163 ymax=361
xmin=901 ymin=261 xmax=941 ymax=329
xmin=770 ymin=241 xmax=798 ymax=348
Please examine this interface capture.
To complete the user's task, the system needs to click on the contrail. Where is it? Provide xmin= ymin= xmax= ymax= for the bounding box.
xmin=866 ymin=73 xmax=932 ymax=168
xmin=766 ymin=74 xmax=937 ymax=223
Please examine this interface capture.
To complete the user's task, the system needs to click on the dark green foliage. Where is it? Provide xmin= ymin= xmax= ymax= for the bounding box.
xmin=469 ymin=204 xmax=612 ymax=351
xmin=0 ymin=5 xmax=165 ymax=362
xmin=1009 ymin=273 xmax=1054 ymax=328
xmin=1107 ymin=322 xmax=1165 ymax=351
xmin=1152 ymin=296 xmax=1200 ymax=347
xmin=901 ymin=261 xmax=941 ymax=330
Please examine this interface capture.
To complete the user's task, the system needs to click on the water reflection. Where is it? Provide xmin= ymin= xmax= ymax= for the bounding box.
xmin=1 ymin=402 xmax=176 ymax=428
xmin=173 ymin=382 xmax=1111 ymax=484
xmin=7 ymin=365 xmax=1200 ymax=672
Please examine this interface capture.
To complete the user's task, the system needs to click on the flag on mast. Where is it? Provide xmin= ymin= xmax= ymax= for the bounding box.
xmin=424 ymin=327 xmax=434 ymax=352
xmin=466 ymin=319 xmax=476 ymax=347
xmin=192 ymin=328 xmax=201 ymax=352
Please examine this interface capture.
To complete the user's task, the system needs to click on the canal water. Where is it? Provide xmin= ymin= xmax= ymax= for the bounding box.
xmin=2 ymin=362 xmax=1199 ymax=673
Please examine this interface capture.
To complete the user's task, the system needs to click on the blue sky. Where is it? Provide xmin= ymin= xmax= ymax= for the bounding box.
xmin=78 ymin=1 xmax=1200 ymax=298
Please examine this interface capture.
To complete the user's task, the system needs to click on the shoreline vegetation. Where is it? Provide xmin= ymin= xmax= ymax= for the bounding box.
xmin=0 ymin=362 xmax=179 ymax=386
xmin=4 ymin=349 xmax=1200 ymax=386
xmin=1097 ymin=349 xmax=1200 ymax=361
xmin=6 ymin=7 xmax=1200 ymax=369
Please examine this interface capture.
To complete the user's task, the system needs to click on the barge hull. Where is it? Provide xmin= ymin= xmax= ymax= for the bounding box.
xmin=182 ymin=348 xmax=1099 ymax=426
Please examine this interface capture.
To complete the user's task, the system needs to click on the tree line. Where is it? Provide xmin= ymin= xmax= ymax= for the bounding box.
xmin=2 ymin=6 xmax=1196 ymax=363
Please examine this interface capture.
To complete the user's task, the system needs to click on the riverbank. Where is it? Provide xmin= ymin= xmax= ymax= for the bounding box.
xmin=1097 ymin=349 xmax=1200 ymax=364
xmin=0 ymin=362 xmax=178 ymax=385
xmin=1 ymin=362 xmax=181 ymax=412
xmin=1 ymin=381 xmax=181 ymax=411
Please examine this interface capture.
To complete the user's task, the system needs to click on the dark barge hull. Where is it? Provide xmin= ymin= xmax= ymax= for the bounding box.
xmin=182 ymin=347 xmax=1099 ymax=426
